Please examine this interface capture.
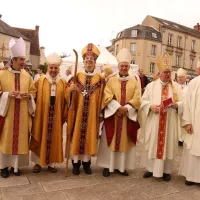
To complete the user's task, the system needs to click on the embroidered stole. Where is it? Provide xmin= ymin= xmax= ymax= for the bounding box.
xmin=156 ymin=84 xmax=169 ymax=159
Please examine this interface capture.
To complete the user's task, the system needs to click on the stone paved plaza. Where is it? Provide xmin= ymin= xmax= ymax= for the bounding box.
xmin=0 ymin=143 xmax=200 ymax=200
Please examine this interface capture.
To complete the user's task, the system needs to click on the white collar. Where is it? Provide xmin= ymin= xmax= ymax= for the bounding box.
xmin=159 ymin=78 xmax=169 ymax=86
xmin=45 ymin=73 xmax=61 ymax=84
xmin=117 ymin=73 xmax=131 ymax=81
xmin=82 ymin=70 xmax=97 ymax=76
xmin=8 ymin=66 xmax=21 ymax=74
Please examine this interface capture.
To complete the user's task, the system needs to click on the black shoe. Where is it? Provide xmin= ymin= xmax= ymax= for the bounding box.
xmin=163 ymin=173 xmax=171 ymax=181
xmin=115 ymin=169 xmax=129 ymax=176
xmin=83 ymin=166 xmax=92 ymax=175
xmin=72 ymin=160 xmax=81 ymax=175
xmin=82 ymin=160 xmax=92 ymax=175
xmin=143 ymin=171 xmax=153 ymax=178
xmin=185 ymin=180 xmax=194 ymax=186
xmin=10 ymin=167 xmax=21 ymax=176
xmin=72 ymin=167 xmax=80 ymax=175
xmin=1 ymin=167 xmax=9 ymax=178
xmin=178 ymin=141 xmax=183 ymax=146
xmin=103 ymin=168 xmax=110 ymax=177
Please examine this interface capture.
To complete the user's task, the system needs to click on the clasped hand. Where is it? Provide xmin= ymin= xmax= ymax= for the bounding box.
xmin=116 ymin=106 xmax=128 ymax=117
xmin=9 ymin=91 xmax=30 ymax=99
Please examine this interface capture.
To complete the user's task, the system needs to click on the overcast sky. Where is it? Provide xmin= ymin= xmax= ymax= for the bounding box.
xmin=1 ymin=0 xmax=200 ymax=55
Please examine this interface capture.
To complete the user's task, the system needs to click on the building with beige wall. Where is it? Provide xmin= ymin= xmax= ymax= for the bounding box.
xmin=0 ymin=18 xmax=30 ymax=62
xmin=0 ymin=16 xmax=43 ymax=70
xmin=108 ymin=15 xmax=200 ymax=78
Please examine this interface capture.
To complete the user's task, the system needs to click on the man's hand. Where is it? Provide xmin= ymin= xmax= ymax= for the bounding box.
xmin=20 ymin=93 xmax=30 ymax=99
xmin=150 ymin=104 xmax=160 ymax=114
xmin=70 ymin=83 xmax=79 ymax=91
xmin=185 ymin=124 xmax=193 ymax=134
xmin=116 ymin=106 xmax=128 ymax=116
xmin=9 ymin=91 xmax=20 ymax=98
xmin=170 ymin=102 xmax=178 ymax=109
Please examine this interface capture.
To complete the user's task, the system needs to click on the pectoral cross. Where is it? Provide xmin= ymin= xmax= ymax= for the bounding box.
xmin=82 ymin=90 xmax=88 ymax=97
xmin=0 ymin=43 xmax=9 ymax=59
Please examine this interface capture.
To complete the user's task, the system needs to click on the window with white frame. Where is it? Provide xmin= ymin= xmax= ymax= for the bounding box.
xmin=177 ymin=37 xmax=181 ymax=48
xmin=130 ymin=43 xmax=136 ymax=55
xmin=150 ymin=62 xmax=155 ymax=73
xmin=131 ymin=30 xmax=137 ymax=37
xmin=191 ymin=40 xmax=195 ymax=51
xmin=176 ymin=55 xmax=180 ymax=66
xmin=151 ymin=45 xmax=156 ymax=56
xmin=168 ymin=34 xmax=172 ymax=45
xmin=190 ymin=58 xmax=194 ymax=68
xmin=152 ymin=32 xmax=157 ymax=38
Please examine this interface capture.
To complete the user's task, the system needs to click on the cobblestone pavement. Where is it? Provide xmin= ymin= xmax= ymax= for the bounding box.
xmin=0 ymin=143 xmax=200 ymax=200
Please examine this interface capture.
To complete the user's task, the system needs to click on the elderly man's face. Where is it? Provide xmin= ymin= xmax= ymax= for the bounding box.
xmin=177 ymin=76 xmax=186 ymax=84
xmin=118 ymin=62 xmax=130 ymax=76
xmin=84 ymin=55 xmax=96 ymax=72
xmin=159 ymin=70 xmax=171 ymax=82
xmin=48 ymin=64 xmax=59 ymax=78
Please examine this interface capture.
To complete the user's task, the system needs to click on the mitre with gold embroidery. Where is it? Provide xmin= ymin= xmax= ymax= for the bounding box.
xmin=157 ymin=52 xmax=172 ymax=72
xmin=82 ymin=43 xmax=100 ymax=60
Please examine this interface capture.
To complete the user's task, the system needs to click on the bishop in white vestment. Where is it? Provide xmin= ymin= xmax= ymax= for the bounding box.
xmin=139 ymin=52 xmax=182 ymax=181
xmin=178 ymin=61 xmax=200 ymax=185
xmin=176 ymin=68 xmax=188 ymax=146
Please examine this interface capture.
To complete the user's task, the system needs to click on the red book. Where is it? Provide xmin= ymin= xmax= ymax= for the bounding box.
xmin=0 ymin=115 xmax=5 ymax=136
xmin=162 ymin=97 xmax=173 ymax=110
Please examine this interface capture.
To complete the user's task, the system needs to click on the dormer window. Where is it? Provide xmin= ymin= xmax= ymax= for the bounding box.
xmin=152 ymin=33 xmax=157 ymax=38
xmin=117 ymin=32 xmax=122 ymax=38
xmin=131 ymin=30 xmax=137 ymax=37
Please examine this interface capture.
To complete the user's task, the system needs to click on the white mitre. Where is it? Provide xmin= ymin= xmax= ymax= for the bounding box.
xmin=0 ymin=62 xmax=4 ymax=70
xmin=177 ymin=68 xmax=187 ymax=77
xmin=9 ymin=37 xmax=26 ymax=58
xmin=46 ymin=52 xmax=62 ymax=66
xmin=116 ymin=48 xmax=132 ymax=64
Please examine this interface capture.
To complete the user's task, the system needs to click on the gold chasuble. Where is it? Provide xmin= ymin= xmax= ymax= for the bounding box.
xmin=102 ymin=75 xmax=140 ymax=152
xmin=30 ymin=76 xmax=67 ymax=166
xmin=0 ymin=68 xmax=36 ymax=154
xmin=66 ymin=72 xmax=104 ymax=156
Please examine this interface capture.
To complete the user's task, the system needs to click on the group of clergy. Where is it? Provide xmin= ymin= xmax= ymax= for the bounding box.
xmin=0 ymin=37 xmax=199 ymax=187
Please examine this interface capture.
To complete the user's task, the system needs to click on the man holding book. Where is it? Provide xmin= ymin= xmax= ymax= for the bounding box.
xmin=139 ymin=52 xmax=182 ymax=181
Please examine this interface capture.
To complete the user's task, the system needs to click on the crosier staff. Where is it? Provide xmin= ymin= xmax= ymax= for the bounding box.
xmin=65 ymin=49 xmax=78 ymax=176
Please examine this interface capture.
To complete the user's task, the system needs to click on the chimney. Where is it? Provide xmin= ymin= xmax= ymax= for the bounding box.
xmin=35 ymin=25 xmax=39 ymax=33
xmin=194 ymin=23 xmax=200 ymax=32
xmin=0 ymin=14 xmax=2 ymax=19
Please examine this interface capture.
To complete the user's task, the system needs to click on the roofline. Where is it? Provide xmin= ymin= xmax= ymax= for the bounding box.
xmin=162 ymin=24 xmax=200 ymax=38
xmin=0 ymin=32 xmax=30 ymax=42
xmin=113 ymin=37 xmax=162 ymax=43
xmin=150 ymin=15 xmax=200 ymax=38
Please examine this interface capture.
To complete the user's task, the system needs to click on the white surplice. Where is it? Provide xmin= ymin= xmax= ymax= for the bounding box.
xmin=139 ymin=79 xmax=182 ymax=177
xmin=178 ymin=76 xmax=200 ymax=182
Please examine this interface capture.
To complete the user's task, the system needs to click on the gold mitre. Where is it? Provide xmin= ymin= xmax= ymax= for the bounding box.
xmin=157 ymin=52 xmax=172 ymax=72
xmin=82 ymin=43 xmax=100 ymax=60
